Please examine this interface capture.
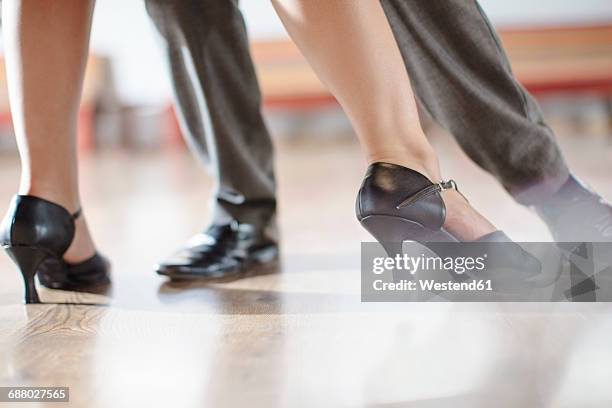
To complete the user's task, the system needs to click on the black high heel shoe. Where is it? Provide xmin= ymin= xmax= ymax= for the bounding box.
xmin=358 ymin=162 xmax=460 ymax=254
xmin=0 ymin=195 xmax=110 ymax=304
xmin=356 ymin=162 xmax=536 ymax=261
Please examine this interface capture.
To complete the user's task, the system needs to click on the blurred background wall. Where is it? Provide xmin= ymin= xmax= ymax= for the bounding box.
xmin=86 ymin=0 xmax=612 ymax=106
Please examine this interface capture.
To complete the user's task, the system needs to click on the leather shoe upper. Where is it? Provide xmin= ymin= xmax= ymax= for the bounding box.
xmin=156 ymin=222 xmax=278 ymax=278
xmin=356 ymin=162 xmax=446 ymax=230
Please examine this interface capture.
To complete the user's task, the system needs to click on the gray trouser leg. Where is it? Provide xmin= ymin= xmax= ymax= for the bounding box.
xmin=145 ymin=0 xmax=277 ymax=233
xmin=381 ymin=0 xmax=570 ymax=205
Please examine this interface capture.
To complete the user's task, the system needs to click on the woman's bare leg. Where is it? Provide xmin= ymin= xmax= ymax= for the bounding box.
xmin=2 ymin=0 xmax=97 ymax=262
xmin=272 ymin=0 xmax=496 ymax=240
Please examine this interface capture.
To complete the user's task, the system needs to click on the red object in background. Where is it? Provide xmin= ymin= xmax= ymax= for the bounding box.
xmin=1 ymin=25 xmax=611 ymax=152
xmin=500 ymin=24 xmax=612 ymax=96
xmin=251 ymin=23 xmax=612 ymax=108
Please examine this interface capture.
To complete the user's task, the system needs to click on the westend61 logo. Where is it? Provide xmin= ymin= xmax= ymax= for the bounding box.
xmin=361 ymin=241 xmax=612 ymax=302
xmin=370 ymin=252 xmax=493 ymax=293
xmin=372 ymin=253 xmax=487 ymax=275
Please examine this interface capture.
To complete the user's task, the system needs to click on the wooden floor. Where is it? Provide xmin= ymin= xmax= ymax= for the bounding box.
xmin=1 ymin=126 xmax=612 ymax=407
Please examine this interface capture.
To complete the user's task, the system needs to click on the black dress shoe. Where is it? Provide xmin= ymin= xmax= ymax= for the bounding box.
xmin=0 ymin=195 xmax=111 ymax=303
xmin=535 ymin=175 xmax=612 ymax=242
xmin=156 ymin=222 xmax=279 ymax=280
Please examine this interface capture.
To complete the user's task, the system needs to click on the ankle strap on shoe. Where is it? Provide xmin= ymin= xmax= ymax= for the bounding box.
xmin=71 ymin=208 xmax=82 ymax=220
xmin=396 ymin=179 xmax=463 ymax=209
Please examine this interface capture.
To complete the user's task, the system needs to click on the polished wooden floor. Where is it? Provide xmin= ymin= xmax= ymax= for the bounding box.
xmin=1 ymin=124 xmax=612 ymax=407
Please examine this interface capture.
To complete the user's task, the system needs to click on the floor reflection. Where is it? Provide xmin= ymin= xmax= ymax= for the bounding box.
xmin=0 ymin=133 xmax=611 ymax=407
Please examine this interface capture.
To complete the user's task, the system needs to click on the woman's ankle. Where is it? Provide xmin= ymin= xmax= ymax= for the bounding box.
xmin=366 ymin=154 xmax=441 ymax=182
xmin=19 ymin=183 xmax=81 ymax=214
xmin=442 ymin=190 xmax=496 ymax=241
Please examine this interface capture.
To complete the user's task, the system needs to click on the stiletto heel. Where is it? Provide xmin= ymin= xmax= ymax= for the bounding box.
xmin=3 ymin=246 xmax=51 ymax=304
xmin=0 ymin=195 xmax=110 ymax=304
xmin=360 ymin=214 xmax=457 ymax=258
